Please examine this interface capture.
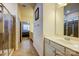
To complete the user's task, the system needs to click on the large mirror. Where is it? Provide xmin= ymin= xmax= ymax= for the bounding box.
xmin=56 ymin=3 xmax=79 ymax=37
xmin=64 ymin=3 xmax=79 ymax=37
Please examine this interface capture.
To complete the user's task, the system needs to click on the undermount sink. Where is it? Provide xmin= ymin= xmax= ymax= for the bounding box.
xmin=55 ymin=38 xmax=79 ymax=45
xmin=50 ymin=36 xmax=79 ymax=49
xmin=56 ymin=39 xmax=79 ymax=48
xmin=73 ymin=44 xmax=79 ymax=48
xmin=64 ymin=37 xmax=70 ymax=41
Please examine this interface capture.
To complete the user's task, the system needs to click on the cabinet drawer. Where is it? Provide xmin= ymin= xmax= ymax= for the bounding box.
xmin=45 ymin=44 xmax=55 ymax=56
xmin=66 ymin=48 xmax=79 ymax=56
xmin=45 ymin=38 xmax=50 ymax=44
xmin=56 ymin=50 xmax=65 ymax=56
xmin=50 ymin=41 xmax=65 ymax=53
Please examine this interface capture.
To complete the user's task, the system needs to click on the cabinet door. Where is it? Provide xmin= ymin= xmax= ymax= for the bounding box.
xmin=66 ymin=48 xmax=79 ymax=56
xmin=50 ymin=41 xmax=65 ymax=53
xmin=45 ymin=42 xmax=55 ymax=56
xmin=55 ymin=50 xmax=65 ymax=56
xmin=45 ymin=38 xmax=50 ymax=45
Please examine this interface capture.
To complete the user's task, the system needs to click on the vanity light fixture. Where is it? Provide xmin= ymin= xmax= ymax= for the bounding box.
xmin=57 ymin=3 xmax=67 ymax=7
xmin=57 ymin=3 xmax=67 ymax=6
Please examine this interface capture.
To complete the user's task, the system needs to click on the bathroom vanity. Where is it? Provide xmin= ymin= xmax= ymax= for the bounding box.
xmin=44 ymin=36 xmax=79 ymax=56
xmin=43 ymin=3 xmax=79 ymax=56
xmin=44 ymin=3 xmax=79 ymax=56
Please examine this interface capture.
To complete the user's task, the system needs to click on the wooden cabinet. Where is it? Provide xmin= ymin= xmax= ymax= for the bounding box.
xmin=45 ymin=38 xmax=50 ymax=44
xmin=44 ymin=38 xmax=79 ymax=56
xmin=50 ymin=41 xmax=65 ymax=54
xmin=45 ymin=43 xmax=55 ymax=56
xmin=45 ymin=38 xmax=55 ymax=56
xmin=45 ymin=38 xmax=65 ymax=56
xmin=55 ymin=50 xmax=65 ymax=56
xmin=66 ymin=48 xmax=79 ymax=56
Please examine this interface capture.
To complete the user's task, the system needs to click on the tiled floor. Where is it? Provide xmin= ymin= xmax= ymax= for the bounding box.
xmin=12 ymin=38 xmax=39 ymax=56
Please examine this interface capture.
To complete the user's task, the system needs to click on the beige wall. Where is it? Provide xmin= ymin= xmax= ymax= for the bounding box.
xmin=33 ymin=3 xmax=43 ymax=56
xmin=56 ymin=5 xmax=64 ymax=36
xmin=18 ymin=5 xmax=34 ymax=32
xmin=43 ymin=3 xmax=56 ymax=37
xmin=43 ymin=3 xmax=64 ymax=37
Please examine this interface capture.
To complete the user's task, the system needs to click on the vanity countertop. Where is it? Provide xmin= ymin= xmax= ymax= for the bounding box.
xmin=44 ymin=34 xmax=79 ymax=53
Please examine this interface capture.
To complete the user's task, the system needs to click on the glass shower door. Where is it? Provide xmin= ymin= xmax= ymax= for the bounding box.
xmin=0 ymin=3 xmax=13 ymax=56
xmin=0 ymin=7 xmax=4 ymax=56
xmin=3 ymin=14 xmax=9 ymax=55
xmin=8 ymin=15 xmax=13 ymax=54
xmin=3 ymin=14 xmax=13 ymax=55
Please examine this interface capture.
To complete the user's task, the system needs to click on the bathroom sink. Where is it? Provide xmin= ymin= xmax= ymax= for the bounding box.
xmin=55 ymin=38 xmax=79 ymax=45
xmin=73 ymin=44 xmax=79 ymax=48
xmin=56 ymin=39 xmax=79 ymax=49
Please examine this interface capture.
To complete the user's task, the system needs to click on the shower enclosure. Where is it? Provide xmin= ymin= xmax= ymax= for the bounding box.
xmin=0 ymin=3 xmax=14 ymax=56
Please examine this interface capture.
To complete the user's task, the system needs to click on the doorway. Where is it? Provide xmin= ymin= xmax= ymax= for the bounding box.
xmin=20 ymin=21 xmax=30 ymax=42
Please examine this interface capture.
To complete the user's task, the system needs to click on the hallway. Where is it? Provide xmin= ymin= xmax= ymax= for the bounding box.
xmin=12 ymin=38 xmax=38 ymax=56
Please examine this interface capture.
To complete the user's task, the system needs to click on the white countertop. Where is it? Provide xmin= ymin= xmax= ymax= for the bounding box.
xmin=44 ymin=35 xmax=79 ymax=53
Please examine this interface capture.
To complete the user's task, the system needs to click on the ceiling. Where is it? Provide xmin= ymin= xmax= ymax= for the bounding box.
xmin=18 ymin=3 xmax=36 ymax=8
